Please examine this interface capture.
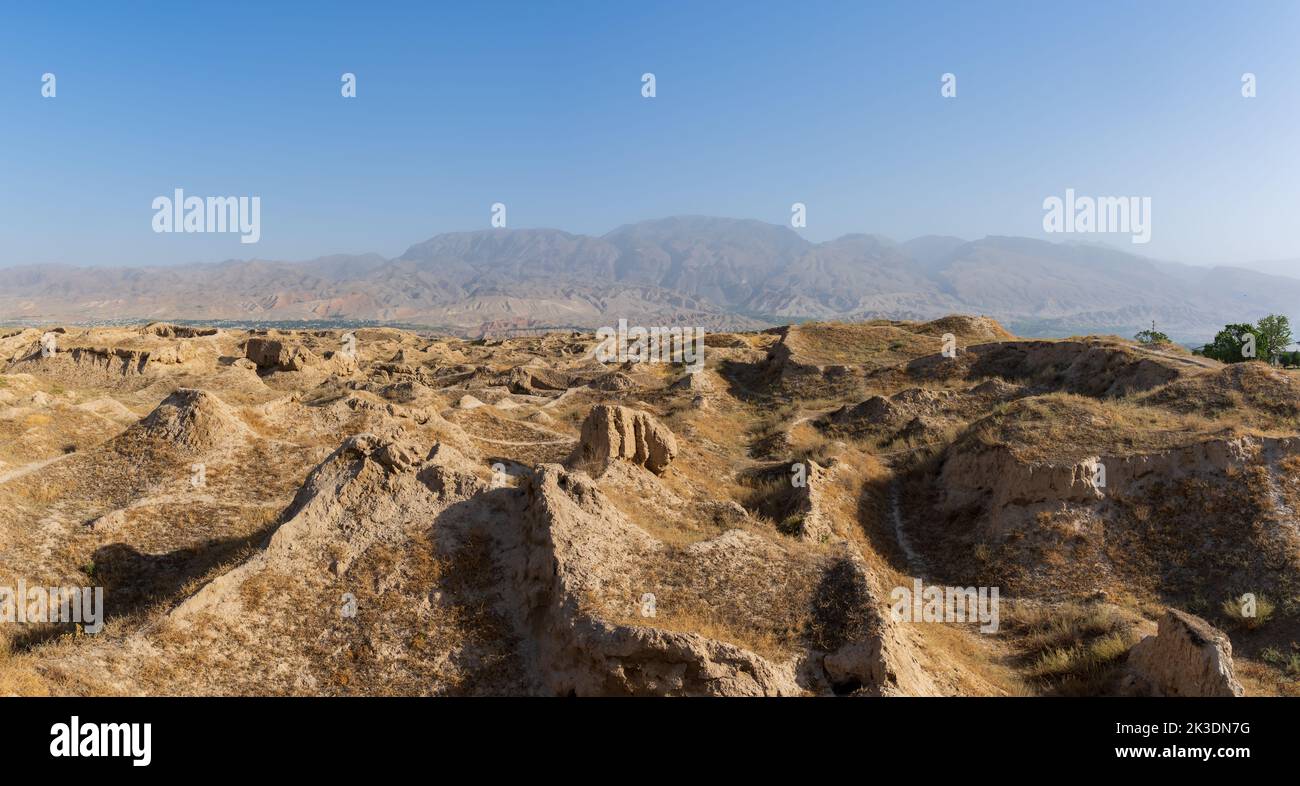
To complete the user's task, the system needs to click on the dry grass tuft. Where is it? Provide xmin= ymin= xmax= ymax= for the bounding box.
xmin=1002 ymin=602 xmax=1141 ymax=696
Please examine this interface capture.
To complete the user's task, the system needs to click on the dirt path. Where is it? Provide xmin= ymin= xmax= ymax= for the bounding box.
xmin=1132 ymin=344 xmax=1219 ymax=371
xmin=889 ymin=479 xmax=929 ymax=577
xmin=470 ymin=435 xmax=577 ymax=447
xmin=0 ymin=452 xmax=75 ymax=485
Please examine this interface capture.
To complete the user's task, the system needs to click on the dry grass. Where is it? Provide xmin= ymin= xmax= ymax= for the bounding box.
xmin=606 ymin=540 xmax=828 ymax=662
xmin=599 ymin=479 xmax=736 ymax=545
xmin=316 ymin=529 xmax=522 ymax=695
xmin=6 ymin=320 xmax=1300 ymax=696
xmin=1220 ymin=594 xmax=1276 ymax=630
xmin=1001 ymin=602 xmax=1141 ymax=695
xmin=962 ymin=392 xmax=1228 ymax=463
xmin=0 ymin=649 xmax=49 ymax=695
xmin=1140 ymin=362 xmax=1300 ymax=430
xmin=783 ymin=322 xmax=943 ymax=367
xmin=1259 ymin=645 xmax=1300 ymax=679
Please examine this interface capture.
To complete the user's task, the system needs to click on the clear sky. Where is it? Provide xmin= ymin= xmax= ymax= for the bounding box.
xmin=2 ymin=1 xmax=1298 ymax=268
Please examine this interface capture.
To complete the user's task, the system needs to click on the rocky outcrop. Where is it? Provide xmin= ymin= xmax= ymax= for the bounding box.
xmin=765 ymin=330 xmax=823 ymax=380
xmin=63 ymin=343 xmax=194 ymax=368
xmin=416 ymin=442 xmax=487 ymax=501
xmin=574 ymin=404 xmax=678 ymax=475
xmin=9 ymin=342 xmax=185 ymax=385
xmin=456 ymin=394 xmax=486 ymax=409
xmin=939 ymin=444 xmax=1107 ymax=514
xmin=85 ymin=509 xmax=127 ymax=532
xmin=244 ymin=338 xmax=318 ymax=371
xmin=1127 ymin=610 xmax=1244 ymax=697
xmin=918 ymin=430 xmax=1300 ymax=603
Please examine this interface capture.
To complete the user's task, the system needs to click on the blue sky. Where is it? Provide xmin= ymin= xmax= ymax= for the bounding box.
xmin=2 ymin=1 xmax=1298 ymax=268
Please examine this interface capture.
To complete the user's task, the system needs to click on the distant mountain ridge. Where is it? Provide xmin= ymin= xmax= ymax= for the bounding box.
xmin=2 ymin=216 xmax=1297 ymax=342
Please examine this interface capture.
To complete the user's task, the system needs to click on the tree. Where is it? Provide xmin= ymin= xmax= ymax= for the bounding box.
xmin=1254 ymin=314 xmax=1292 ymax=363
xmin=1134 ymin=327 xmax=1171 ymax=345
xmin=1202 ymin=323 xmax=1261 ymax=363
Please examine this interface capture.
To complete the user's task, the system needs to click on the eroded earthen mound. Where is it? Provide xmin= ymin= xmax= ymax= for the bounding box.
xmin=136 ymin=388 xmax=252 ymax=452
xmin=1126 ymin=610 xmax=1244 ymax=697
xmin=913 ymin=315 xmax=1015 ymax=344
xmin=574 ymin=404 xmax=678 ymax=475
xmin=903 ymin=338 xmax=1190 ymax=397
xmin=6 ymin=319 xmax=1297 ymax=698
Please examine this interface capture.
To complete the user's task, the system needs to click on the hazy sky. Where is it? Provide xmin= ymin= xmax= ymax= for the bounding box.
xmin=2 ymin=1 xmax=1298 ymax=269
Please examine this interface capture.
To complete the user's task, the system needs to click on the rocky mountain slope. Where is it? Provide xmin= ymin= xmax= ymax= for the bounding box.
xmin=4 ymin=217 xmax=1296 ymax=342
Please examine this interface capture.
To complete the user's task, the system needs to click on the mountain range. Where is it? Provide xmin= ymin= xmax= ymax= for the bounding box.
xmin=3 ymin=216 xmax=1297 ymax=342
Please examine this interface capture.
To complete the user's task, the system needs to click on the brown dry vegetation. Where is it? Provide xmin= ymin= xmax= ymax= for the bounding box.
xmin=1 ymin=317 xmax=1294 ymax=695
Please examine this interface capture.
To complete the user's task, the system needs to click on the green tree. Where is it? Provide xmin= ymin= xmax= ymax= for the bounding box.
xmin=1254 ymin=314 xmax=1292 ymax=363
xmin=1134 ymin=328 xmax=1170 ymax=345
xmin=1202 ymin=323 xmax=1261 ymax=363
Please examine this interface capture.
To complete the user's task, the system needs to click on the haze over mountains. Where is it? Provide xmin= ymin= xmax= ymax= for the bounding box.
xmin=3 ymin=216 xmax=1296 ymax=342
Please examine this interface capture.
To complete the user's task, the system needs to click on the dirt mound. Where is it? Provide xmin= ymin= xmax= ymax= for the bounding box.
xmin=522 ymin=464 xmax=939 ymax=696
xmin=4 ymin=334 xmax=202 ymax=389
xmin=377 ymin=379 xmax=434 ymax=404
xmin=141 ymin=323 xmax=218 ymax=338
xmin=506 ymin=366 xmax=572 ymax=394
xmin=913 ymin=315 xmax=1015 ymax=344
xmin=824 ymin=382 xmax=1020 ymax=445
xmin=62 ymin=434 xmax=520 ymax=695
xmin=588 ymin=371 xmax=637 ymax=392
xmin=768 ymin=322 xmax=941 ymax=374
xmin=457 ymin=394 xmax=486 ymax=409
xmin=911 ymin=425 xmax=1300 ymax=602
xmin=743 ymin=460 xmax=834 ymax=542
xmin=704 ymin=333 xmax=751 ymax=349
xmin=74 ymin=397 xmax=140 ymax=424
xmin=0 ymin=329 xmax=42 ymax=364
xmin=758 ymin=320 xmax=1027 ymax=400
xmin=831 ymin=389 xmax=955 ymax=427
xmin=1140 ymin=361 xmax=1300 ymax=425
xmin=135 ymin=388 xmax=253 ymax=452
xmin=669 ymin=371 xmax=711 ymax=393
xmin=245 ymin=336 xmax=357 ymax=375
xmin=903 ymin=338 xmax=1189 ymax=398
xmin=244 ymin=337 xmax=318 ymax=371
xmin=8 ymin=318 xmax=1297 ymax=697
xmin=39 ymin=435 xmax=937 ymax=696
